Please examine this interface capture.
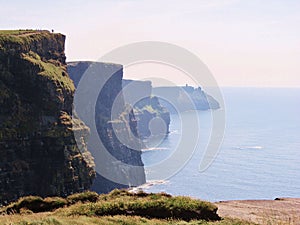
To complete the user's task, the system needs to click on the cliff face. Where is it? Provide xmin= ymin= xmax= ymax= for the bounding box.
xmin=0 ymin=31 xmax=95 ymax=204
xmin=153 ymin=86 xmax=220 ymax=113
xmin=67 ymin=62 xmax=146 ymax=193
xmin=123 ymin=80 xmax=170 ymax=139
xmin=134 ymin=96 xmax=170 ymax=139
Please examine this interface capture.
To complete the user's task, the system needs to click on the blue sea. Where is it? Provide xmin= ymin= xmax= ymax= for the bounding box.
xmin=141 ymin=88 xmax=300 ymax=202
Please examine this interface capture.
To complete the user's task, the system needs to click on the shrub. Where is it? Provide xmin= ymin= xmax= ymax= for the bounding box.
xmin=66 ymin=191 xmax=98 ymax=204
xmin=3 ymin=196 xmax=67 ymax=214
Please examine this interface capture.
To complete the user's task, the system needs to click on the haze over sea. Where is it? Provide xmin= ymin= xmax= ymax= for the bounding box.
xmin=141 ymin=87 xmax=300 ymax=202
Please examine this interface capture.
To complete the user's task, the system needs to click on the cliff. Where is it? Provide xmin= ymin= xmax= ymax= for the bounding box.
xmin=153 ymin=85 xmax=220 ymax=113
xmin=0 ymin=30 xmax=95 ymax=204
xmin=123 ymin=79 xmax=170 ymax=139
xmin=67 ymin=62 xmax=146 ymax=193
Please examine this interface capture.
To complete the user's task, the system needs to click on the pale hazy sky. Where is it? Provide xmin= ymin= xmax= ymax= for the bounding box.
xmin=1 ymin=0 xmax=299 ymax=87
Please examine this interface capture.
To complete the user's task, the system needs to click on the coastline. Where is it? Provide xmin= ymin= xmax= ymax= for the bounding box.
xmin=1 ymin=190 xmax=299 ymax=224
xmin=131 ymin=181 xmax=300 ymax=224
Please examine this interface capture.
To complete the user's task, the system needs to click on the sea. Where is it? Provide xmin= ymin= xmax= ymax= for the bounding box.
xmin=140 ymin=87 xmax=300 ymax=202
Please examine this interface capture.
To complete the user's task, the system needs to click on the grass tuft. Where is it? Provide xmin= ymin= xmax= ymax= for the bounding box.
xmin=66 ymin=192 xmax=98 ymax=204
xmin=2 ymin=196 xmax=68 ymax=214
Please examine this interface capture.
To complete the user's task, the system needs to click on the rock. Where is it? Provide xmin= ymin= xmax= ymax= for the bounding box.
xmin=153 ymin=85 xmax=220 ymax=113
xmin=133 ymin=96 xmax=170 ymax=139
xmin=123 ymin=79 xmax=170 ymax=139
xmin=0 ymin=30 xmax=95 ymax=204
xmin=67 ymin=61 xmax=146 ymax=193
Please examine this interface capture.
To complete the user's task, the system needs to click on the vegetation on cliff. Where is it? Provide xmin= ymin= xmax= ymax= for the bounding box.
xmin=0 ymin=30 xmax=51 ymax=45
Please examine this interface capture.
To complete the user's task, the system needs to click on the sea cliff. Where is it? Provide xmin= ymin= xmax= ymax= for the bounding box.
xmin=0 ymin=30 xmax=95 ymax=204
xmin=68 ymin=61 xmax=146 ymax=193
xmin=123 ymin=79 xmax=170 ymax=139
xmin=153 ymin=85 xmax=220 ymax=113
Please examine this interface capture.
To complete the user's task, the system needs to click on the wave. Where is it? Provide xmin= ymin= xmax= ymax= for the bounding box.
xmin=128 ymin=180 xmax=168 ymax=193
xmin=141 ymin=147 xmax=169 ymax=152
xmin=169 ymin=129 xmax=179 ymax=135
xmin=235 ymin=146 xmax=263 ymax=150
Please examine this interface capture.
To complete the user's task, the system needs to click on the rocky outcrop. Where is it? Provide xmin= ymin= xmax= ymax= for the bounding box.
xmin=123 ymin=80 xmax=170 ymax=139
xmin=133 ymin=97 xmax=170 ymax=139
xmin=153 ymin=85 xmax=220 ymax=113
xmin=67 ymin=62 xmax=146 ymax=193
xmin=0 ymin=31 xmax=95 ymax=204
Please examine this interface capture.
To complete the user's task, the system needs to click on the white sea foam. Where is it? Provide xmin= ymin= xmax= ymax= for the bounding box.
xmin=168 ymin=129 xmax=179 ymax=135
xmin=235 ymin=146 xmax=263 ymax=150
xmin=128 ymin=180 xmax=168 ymax=193
xmin=141 ymin=147 xmax=169 ymax=152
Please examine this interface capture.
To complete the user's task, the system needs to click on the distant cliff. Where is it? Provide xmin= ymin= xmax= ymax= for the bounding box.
xmin=0 ymin=30 xmax=95 ymax=204
xmin=123 ymin=79 xmax=170 ymax=139
xmin=67 ymin=62 xmax=146 ymax=193
xmin=153 ymin=86 xmax=220 ymax=113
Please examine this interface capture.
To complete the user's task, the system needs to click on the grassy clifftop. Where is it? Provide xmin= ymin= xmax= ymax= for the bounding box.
xmin=0 ymin=30 xmax=59 ymax=45
xmin=0 ymin=29 xmax=37 ymax=34
xmin=0 ymin=190 xmax=254 ymax=225
xmin=0 ymin=30 xmax=72 ymax=94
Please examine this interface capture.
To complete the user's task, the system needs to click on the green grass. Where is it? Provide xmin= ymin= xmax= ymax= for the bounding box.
xmin=0 ymin=30 xmax=73 ymax=94
xmin=21 ymin=51 xmax=74 ymax=93
xmin=1 ymin=196 xmax=68 ymax=214
xmin=0 ymin=214 xmax=255 ymax=225
xmin=0 ymin=190 xmax=256 ymax=225
xmin=53 ymin=190 xmax=220 ymax=221
xmin=0 ymin=30 xmax=51 ymax=46
xmin=0 ymin=192 xmax=99 ymax=214
xmin=0 ymin=29 xmax=36 ymax=35
xmin=66 ymin=192 xmax=99 ymax=204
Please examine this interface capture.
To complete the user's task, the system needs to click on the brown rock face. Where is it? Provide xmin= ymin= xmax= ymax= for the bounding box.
xmin=0 ymin=31 xmax=95 ymax=204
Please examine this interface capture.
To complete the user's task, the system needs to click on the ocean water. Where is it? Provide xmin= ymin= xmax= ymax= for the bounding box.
xmin=141 ymin=88 xmax=300 ymax=202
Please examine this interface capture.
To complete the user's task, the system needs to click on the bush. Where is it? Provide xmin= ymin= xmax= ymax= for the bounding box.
xmin=66 ymin=191 xmax=98 ymax=204
xmin=3 ymin=196 xmax=68 ymax=214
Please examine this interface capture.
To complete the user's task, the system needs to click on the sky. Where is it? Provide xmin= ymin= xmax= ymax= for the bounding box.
xmin=1 ymin=0 xmax=299 ymax=87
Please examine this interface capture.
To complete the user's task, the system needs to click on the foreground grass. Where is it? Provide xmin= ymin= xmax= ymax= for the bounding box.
xmin=0 ymin=214 xmax=254 ymax=225
xmin=58 ymin=190 xmax=220 ymax=221
xmin=0 ymin=190 xmax=255 ymax=225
